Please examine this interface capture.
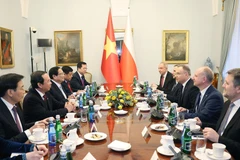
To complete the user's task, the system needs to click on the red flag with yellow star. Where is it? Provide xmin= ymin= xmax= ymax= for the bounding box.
xmin=101 ymin=9 xmax=121 ymax=83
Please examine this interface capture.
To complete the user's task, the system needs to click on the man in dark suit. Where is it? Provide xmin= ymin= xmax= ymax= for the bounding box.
xmin=70 ymin=61 xmax=90 ymax=91
xmin=153 ymin=62 xmax=174 ymax=94
xmin=0 ymin=137 xmax=48 ymax=159
xmin=167 ymin=64 xmax=182 ymax=103
xmin=196 ymin=68 xmax=240 ymax=160
xmin=23 ymin=71 xmax=75 ymax=123
xmin=49 ymin=66 xmax=68 ymax=106
xmin=176 ymin=65 xmax=199 ymax=109
xmin=62 ymin=66 xmax=74 ymax=96
xmin=178 ymin=66 xmax=224 ymax=124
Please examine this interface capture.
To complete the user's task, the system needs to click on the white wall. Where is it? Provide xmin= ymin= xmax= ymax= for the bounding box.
xmin=0 ymin=0 xmax=224 ymax=88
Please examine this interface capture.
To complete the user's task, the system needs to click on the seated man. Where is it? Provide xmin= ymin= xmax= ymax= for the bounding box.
xmin=166 ymin=64 xmax=182 ymax=103
xmin=0 ymin=137 xmax=48 ymax=159
xmin=178 ymin=67 xmax=224 ymax=124
xmin=23 ymin=71 xmax=75 ymax=123
xmin=62 ymin=66 xmax=74 ymax=96
xmin=152 ymin=62 xmax=175 ymax=94
xmin=49 ymin=66 xmax=68 ymax=106
xmin=176 ymin=65 xmax=199 ymax=109
xmin=195 ymin=68 xmax=240 ymax=160
xmin=70 ymin=61 xmax=90 ymax=91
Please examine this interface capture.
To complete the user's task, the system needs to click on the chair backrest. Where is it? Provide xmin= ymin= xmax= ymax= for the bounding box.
xmin=84 ymin=72 xmax=92 ymax=83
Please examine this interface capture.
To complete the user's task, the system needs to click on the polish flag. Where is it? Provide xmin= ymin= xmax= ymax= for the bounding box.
xmin=120 ymin=10 xmax=138 ymax=83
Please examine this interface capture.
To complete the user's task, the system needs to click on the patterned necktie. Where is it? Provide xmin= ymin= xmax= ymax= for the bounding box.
xmin=67 ymin=81 xmax=73 ymax=92
xmin=81 ymin=76 xmax=85 ymax=86
xmin=43 ymin=94 xmax=47 ymax=101
xmin=195 ymin=93 xmax=201 ymax=112
xmin=217 ymin=103 xmax=235 ymax=135
xmin=160 ymin=75 xmax=164 ymax=87
xmin=12 ymin=106 xmax=23 ymax=132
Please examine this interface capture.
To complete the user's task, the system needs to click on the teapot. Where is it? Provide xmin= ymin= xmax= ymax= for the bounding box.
xmin=66 ymin=128 xmax=79 ymax=141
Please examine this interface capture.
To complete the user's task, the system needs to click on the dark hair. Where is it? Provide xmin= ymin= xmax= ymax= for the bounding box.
xmin=62 ymin=66 xmax=73 ymax=74
xmin=49 ymin=66 xmax=60 ymax=79
xmin=227 ymin=68 xmax=240 ymax=87
xmin=31 ymin=71 xmax=47 ymax=89
xmin=77 ymin=62 xmax=87 ymax=69
xmin=0 ymin=73 xmax=24 ymax=97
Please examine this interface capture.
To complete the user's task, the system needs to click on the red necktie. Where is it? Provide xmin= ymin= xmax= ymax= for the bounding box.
xmin=67 ymin=81 xmax=73 ymax=92
xmin=12 ymin=106 xmax=23 ymax=132
xmin=160 ymin=75 xmax=164 ymax=87
xmin=43 ymin=95 xmax=47 ymax=101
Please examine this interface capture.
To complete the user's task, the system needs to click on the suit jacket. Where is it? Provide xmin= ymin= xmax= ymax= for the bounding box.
xmin=0 ymin=137 xmax=32 ymax=159
xmin=178 ymin=79 xmax=200 ymax=109
xmin=23 ymin=88 xmax=68 ymax=124
xmin=0 ymin=99 xmax=33 ymax=143
xmin=183 ymin=85 xmax=224 ymax=124
xmin=157 ymin=71 xmax=175 ymax=94
xmin=167 ymin=82 xmax=182 ymax=103
xmin=70 ymin=71 xmax=90 ymax=92
xmin=61 ymin=80 xmax=73 ymax=96
xmin=49 ymin=80 xmax=68 ymax=105
xmin=203 ymin=100 xmax=240 ymax=160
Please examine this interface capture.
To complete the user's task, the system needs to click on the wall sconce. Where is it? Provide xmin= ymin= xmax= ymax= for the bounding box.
xmin=29 ymin=27 xmax=37 ymax=73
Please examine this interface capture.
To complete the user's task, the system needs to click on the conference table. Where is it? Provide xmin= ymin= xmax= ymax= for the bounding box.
xmin=44 ymin=83 xmax=214 ymax=160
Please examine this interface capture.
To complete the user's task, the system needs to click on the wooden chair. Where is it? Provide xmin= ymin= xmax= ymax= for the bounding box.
xmin=84 ymin=72 xmax=92 ymax=83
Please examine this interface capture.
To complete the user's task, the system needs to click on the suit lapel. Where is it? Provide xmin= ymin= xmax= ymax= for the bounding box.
xmin=223 ymin=107 xmax=240 ymax=135
xmin=216 ymin=101 xmax=231 ymax=131
xmin=31 ymin=89 xmax=50 ymax=110
xmin=197 ymin=86 xmax=213 ymax=111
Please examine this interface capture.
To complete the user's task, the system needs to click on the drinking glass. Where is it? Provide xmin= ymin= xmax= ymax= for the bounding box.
xmin=177 ymin=113 xmax=185 ymax=126
xmin=196 ymin=135 xmax=206 ymax=153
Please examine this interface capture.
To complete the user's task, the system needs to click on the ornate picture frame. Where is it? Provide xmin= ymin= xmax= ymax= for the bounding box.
xmin=162 ymin=30 xmax=189 ymax=64
xmin=54 ymin=30 xmax=83 ymax=66
xmin=0 ymin=27 xmax=14 ymax=68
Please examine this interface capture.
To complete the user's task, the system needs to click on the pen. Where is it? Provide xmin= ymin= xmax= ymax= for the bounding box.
xmin=35 ymin=144 xmax=39 ymax=151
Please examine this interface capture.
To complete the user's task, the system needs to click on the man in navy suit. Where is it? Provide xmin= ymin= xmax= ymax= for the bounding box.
xmin=176 ymin=65 xmax=199 ymax=109
xmin=196 ymin=68 xmax=240 ymax=160
xmin=62 ymin=66 xmax=74 ymax=96
xmin=70 ymin=61 xmax=90 ymax=91
xmin=177 ymin=66 xmax=224 ymax=124
xmin=49 ymin=66 xmax=69 ymax=106
xmin=152 ymin=62 xmax=175 ymax=94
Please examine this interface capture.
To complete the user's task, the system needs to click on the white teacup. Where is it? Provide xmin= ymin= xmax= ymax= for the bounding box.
xmin=65 ymin=113 xmax=76 ymax=120
xmin=99 ymin=85 xmax=105 ymax=92
xmin=135 ymin=87 xmax=141 ymax=92
xmin=59 ymin=139 xmax=76 ymax=153
xmin=212 ymin=143 xmax=226 ymax=158
xmin=160 ymin=135 xmax=175 ymax=153
xmin=188 ymin=119 xmax=197 ymax=130
xmin=32 ymin=128 xmax=44 ymax=140
xmin=66 ymin=128 xmax=79 ymax=141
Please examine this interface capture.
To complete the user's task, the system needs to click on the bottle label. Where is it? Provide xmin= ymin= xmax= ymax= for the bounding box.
xmin=183 ymin=141 xmax=191 ymax=151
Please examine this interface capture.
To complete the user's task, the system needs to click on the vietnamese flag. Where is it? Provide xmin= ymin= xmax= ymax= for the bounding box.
xmin=120 ymin=10 xmax=138 ymax=83
xmin=101 ymin=9 xmax=121 ymax=83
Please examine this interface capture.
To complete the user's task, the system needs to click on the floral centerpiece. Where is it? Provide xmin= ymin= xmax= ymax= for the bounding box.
xmin=105 ymin=88 xmax=137 ymax=110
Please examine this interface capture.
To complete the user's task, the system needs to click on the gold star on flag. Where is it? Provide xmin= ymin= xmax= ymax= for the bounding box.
xmin=104 ymin=36 xmax=117 ymax=59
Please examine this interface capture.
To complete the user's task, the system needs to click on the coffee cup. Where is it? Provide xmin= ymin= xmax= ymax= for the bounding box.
xmin=188 ymin=119 xmax=197 ymax=130
xmin=32 ymin=128 xmax=44 ymax=140
xmin=65 ymin=112 xmax=76 ymax=120
xmin=212 ymin=143 xmax=226 ymax=158
xmin=59 ymin=139 xmax=76 ymax=153
xmin=160 ymin=135 xmax=175 ymax=153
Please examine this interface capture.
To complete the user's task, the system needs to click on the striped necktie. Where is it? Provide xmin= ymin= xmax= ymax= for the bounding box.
xmin=12 ymin=106 xmax=23 ymax=132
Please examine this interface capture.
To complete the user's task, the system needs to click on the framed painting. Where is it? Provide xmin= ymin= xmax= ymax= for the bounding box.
xmin=114 ymin=29 xmax=133 ymax=62
xmin=54 ymin=30 xmax=83 ymax=66
xmin=0 ymin=27 xmax=14 ymax=68
xmin=162 ymin=30 xmax=189 ymax=64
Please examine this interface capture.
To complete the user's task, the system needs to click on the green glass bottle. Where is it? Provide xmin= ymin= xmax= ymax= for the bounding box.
xmin=181 ymin=122 xmax=192 ymax=154
xmin=66 ymin=145 xmax=73 ymax=160
xmin=133 ymin=76 xmax=137 ymax=87
xmin=55 ymin=115 xmax=63 ymax=143
xmin=82 ymin=92 xmax=86 ymax=106
xmin=89 ymin=85 xmax=93 ymax=97
xmin=168 ymin=103 xmax=177 ymax=126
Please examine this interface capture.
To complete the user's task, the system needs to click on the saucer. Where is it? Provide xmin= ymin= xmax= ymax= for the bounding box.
xmin=84 ymin=132 xmax=107 ymax=141
xmin=29 ymin=134 xmax=47 ymax=142
xmin=114 ymin=110 xmax=128 ymax=115
xmin=108 ymin=140 xmax=131 ymax=151
xmin=150 ymin=124 xmax=168 ymax=131
xmin=100 ymin=106 xmax=111 ymax=110
xmin=116 ymin=85 xmax=123 ymax=88
xmin=157 ymin=146 xmax=181 ymax=156
xmin=206 ymin=149 xmax=231 ymax=160
xmin=175 ymin=124 xmax=201 ymax=131
xmin=194 ymin=151 xmax=209 ymax=160
xmin=139 ymin=107 xmax=150 ymax=112
xmin=98 ymin=89 xmax=106 ymax=93
xmin=63 ymin=118 xmax=80 ymax=123
xmin=65 ymin=137 xmax=84 ymax=146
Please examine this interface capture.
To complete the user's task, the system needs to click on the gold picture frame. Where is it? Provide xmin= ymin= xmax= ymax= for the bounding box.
xmin=54 ymin=30 xmax=83 ymax=66
xmin=0 ymin=27 xmax=14 ymax=68
xmin=162 ymin=30 xmax=189 ymax=64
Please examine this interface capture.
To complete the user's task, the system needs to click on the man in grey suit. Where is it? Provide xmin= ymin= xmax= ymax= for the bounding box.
xmin=196 ymin=68 xmax=240 ymax=160
xmin=178 ymin=66 xmax=224 ymax=124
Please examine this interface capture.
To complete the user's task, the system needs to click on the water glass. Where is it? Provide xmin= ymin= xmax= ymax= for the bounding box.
xmin=80 ymin=109 xmax=87 ymax=122
xmin=196 ymin=135 xmax=206 ymax=153
xmin=177 ymin=113 xmax=185 ymax=126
